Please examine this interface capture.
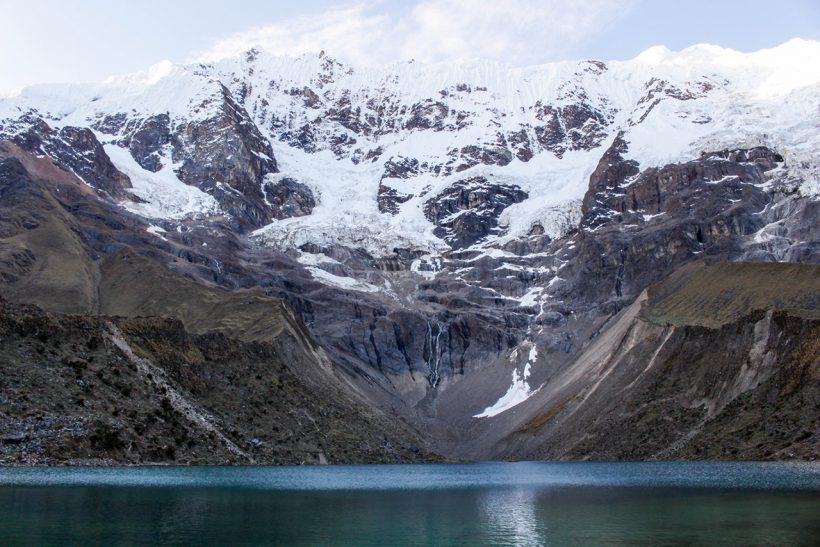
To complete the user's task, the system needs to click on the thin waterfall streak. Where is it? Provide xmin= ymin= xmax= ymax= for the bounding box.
xmin=425 ymin=320 xmax=443 ymax=388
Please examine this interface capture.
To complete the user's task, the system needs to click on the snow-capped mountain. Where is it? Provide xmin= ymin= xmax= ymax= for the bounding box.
xmin=2 ymin=39 xmax=818 ymax=254
xmin=1 ymin=40 xmax=818 ymax=462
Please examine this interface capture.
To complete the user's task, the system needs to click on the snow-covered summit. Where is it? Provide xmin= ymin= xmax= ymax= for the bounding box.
xmin=1 ymin=40 xmax=818 ymax=254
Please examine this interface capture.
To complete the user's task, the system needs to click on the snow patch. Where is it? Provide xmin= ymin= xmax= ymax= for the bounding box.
xmin=306 ymin=266 xmax=380 ymax=293
xmin=475 ymin=344 xmax=540 ymax=418
xmin=297 ymin=252 xmax=341 ymax=267
xmin=3 ymin=38 xmax=819 ymax=254
xmin=518 ymin=287 xmax=543 ymax=308
xmin=641 ymin=212 xmax=666 ymax=222
xmin=104 ymin=144 xmax=220 ymax=220
xmin=145 ymin=225 xmax=167 ymax=240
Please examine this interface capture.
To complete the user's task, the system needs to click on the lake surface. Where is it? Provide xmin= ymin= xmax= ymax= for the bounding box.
xmin=1 ymin=462 xmax=818 ymax=545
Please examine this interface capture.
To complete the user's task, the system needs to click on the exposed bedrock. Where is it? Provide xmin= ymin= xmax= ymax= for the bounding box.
xmin=423 ymin=176 xmax=528 ymax=249
xmin=565 ymin=137 xmax=789 ymax=307
xmin=1 ymin=98 xmax=818 ymax=462
xmin=1 ymin=115 xmax=133 ymax=199
xmin=263 ymin=177 xmax=315 ymax=219
xmin=94 ymin=85 xmax=281 ymax=230
xmin=482 ymin=262 xmax=820 ymax=461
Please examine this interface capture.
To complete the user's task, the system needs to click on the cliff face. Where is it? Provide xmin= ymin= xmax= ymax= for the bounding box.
xmin=521 ymin=309 xmax=819 ymax=461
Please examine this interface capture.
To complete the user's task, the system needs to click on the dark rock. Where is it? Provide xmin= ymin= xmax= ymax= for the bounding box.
xmin=95 ymin=85 xmax=283 ymax=231
xmin=405 ymin=101 xmax=449 ymax=131
xmin=0 ymin=157 xmax=32 ymax=200
xmin=569 ymin=138 xmax=780 ymax=304
xmin=559 ymin=103 xmax=609 ymax=151
xmin=528 ymin=99 xmax=613 ymax=157
xmin=382 ymin=156 xmax=420 ymax=180
xmin=4 ymin=115 xmax=133 ymax=199
xmin=456 ymin=145 xmax=513 ymax=171
xmin=1 ymin=433 xmax=27 ymax=445
xmin=278 ymin=122 xmax=318 ymax=153
xmin=508 ymin=129 xmax=534 ymax=162
xmin=528 ymin=223 xmax=545 ymax=236
xmin=122 ymin=114 xmax=171 ymax=172
xmin=0 ymin=295 xmax=438 ymax=465
xmin=533 ymin=103 xmax=567 ymax=156
xmin=377 ymin=184 xmax=413 ymax=215
xmin=174 ymin=84 xmax=279 ymax=230
xmin=263 ymin=177 xmax=315 ymax=219
xmin=299 ymin=86 xmax=323 ymax=109
xmin=424 ymin=176 xmax=527 ymax=248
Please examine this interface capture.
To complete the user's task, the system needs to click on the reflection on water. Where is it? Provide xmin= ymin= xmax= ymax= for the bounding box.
xmin=0 ymin=462 xmax=818 ymax=545
xmin=481 ymin=488 xmax=542 ymax=546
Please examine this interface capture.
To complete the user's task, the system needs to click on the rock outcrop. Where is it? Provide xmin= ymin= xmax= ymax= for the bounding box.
xmin=94 ymin=84 xmax=280 ymax=230
xmin=263 ymin=177 xmax=315 ymax=219
xmin=486 ymin=262 xmax=819 ymax=461
xmin=424 ymin=177 xmax=528 ymax=248
xmin=1 ymin=115 xmax=133 ymax=199
xmin=568 ymin=139 xmax=786 ymax=306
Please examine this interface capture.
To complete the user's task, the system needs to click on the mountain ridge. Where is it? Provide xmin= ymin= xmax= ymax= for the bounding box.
xmin=3 ymin=39 xmax=818 ymax=253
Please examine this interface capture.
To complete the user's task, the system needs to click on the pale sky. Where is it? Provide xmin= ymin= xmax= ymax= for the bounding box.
xmin=1 ymin=0 xmax=818 ymax=94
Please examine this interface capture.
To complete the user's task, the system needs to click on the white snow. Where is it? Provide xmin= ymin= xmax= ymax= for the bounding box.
xmin=2 ymin=39 xmax=819 ymax=252
xmin=410 ymin=255 xmax=442 ymax=280
xmin=251 ymin=145 xmax=448 ymax=254
xmin=473 ymin=364 xmax=536 ymax=418
xmin=146 ymin=225 xmax=167 ymax=240
xmin=703 ymin=175 xmax=739 ymax=185
xmin=296 ymin=252 xmax=341 ymax=267
xmin=641 ymin=212 xmax=666 ymax=222
xmin=518 ymin=287 xmax=543 ymax=307
xmin=474 ymin=344 xmax=540 ymax=418
xmin=547 ymin=276 xmax=563 ymax=287
xmin=305 ymin=266 xmax=380 ymax=292
xmin=227 ymin=39 xmax=820 ymax=249
xmin=104 ymin=144 xmax=220 ymax=220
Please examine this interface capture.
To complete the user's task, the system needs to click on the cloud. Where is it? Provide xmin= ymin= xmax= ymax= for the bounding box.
xmin=197 ymin=0 xmax=632 ymax=66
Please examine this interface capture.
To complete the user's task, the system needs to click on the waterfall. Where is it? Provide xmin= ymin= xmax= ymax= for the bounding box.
xmin=425 ymin=320 xmax=444 ymax=388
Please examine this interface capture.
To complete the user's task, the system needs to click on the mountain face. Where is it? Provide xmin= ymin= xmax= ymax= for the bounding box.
xmin=0 ymin=40 xmax=818 ymax=463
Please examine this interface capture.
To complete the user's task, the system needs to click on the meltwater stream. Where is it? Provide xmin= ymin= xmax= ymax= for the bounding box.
xmin=1 ymin=462 xmax=818 ymax=545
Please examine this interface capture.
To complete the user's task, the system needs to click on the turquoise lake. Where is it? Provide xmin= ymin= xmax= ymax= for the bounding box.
xmin=1 ymin=462 xmax=818 ymax=545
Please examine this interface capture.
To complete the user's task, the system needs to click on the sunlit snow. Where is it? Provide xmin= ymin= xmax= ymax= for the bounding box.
xmin=305 ymin=266 xmax=380 ymax=293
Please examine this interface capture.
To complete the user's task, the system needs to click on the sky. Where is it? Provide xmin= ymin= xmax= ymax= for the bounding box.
xmin=1 ymin=0 xmax=818 ymax=94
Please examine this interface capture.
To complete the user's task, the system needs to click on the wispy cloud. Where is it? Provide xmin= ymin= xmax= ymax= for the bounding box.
xmin=197 ymin=0 xmax=633 ymax=66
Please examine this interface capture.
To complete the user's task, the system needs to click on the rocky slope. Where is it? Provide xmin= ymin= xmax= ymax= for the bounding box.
xmin=471 ymin=262 xmax=819 ymax=461
xmin=0 ymin=298 xmax=434 ymax=465
xmin=0 ymin=41 xmax=818 ymax=463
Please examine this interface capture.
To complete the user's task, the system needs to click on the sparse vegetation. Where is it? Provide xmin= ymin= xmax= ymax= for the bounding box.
xmin=0 ymin=297 xmax=437 ymax=465
xmin=517 ymin=398 xmax=571 ymax=433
